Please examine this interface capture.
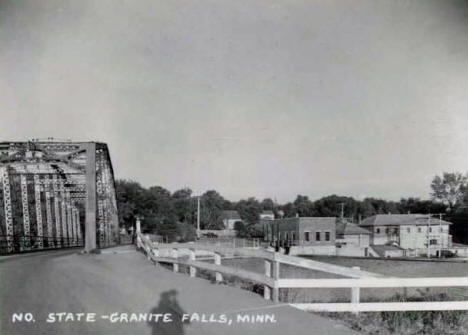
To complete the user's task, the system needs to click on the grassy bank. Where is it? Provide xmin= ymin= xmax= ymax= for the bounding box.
xmin=316 ymin=293 xmax=468 ymax=335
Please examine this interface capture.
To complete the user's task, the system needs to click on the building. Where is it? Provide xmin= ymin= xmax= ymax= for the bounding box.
xmin=220 ymin=210 xmax=242 ymax=230
xmin=336 ymin=220 xmax=371 ymax=257
xmin=259 ymin=210 xmax=275 ymax=220
xmin=262 ymin=217 xmax=336 ymax=255
xmin=359 ymin=214 xmax=453 ymax=257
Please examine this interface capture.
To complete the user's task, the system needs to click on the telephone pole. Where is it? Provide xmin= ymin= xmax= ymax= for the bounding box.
xmin=196 ymin=194 xmax=201 ymax=238
xmin=437 ymin=213 xmax=445 ymax=258
xmin=339 ymin=203 xmax=345 ymax=219
xmin=427 ymin=213 xmax=431 ymax=259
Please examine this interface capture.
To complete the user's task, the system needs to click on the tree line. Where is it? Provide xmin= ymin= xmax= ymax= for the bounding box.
xmin=116 ymin=172 xmax=468 ymax=242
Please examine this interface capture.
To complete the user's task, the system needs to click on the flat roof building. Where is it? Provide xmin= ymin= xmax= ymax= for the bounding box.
xmin=262 ymin=217 xmax=336 ymax=255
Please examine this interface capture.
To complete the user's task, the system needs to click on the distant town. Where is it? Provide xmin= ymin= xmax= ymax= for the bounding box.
xmin=115 ymin=171 xmax=468 ymax=259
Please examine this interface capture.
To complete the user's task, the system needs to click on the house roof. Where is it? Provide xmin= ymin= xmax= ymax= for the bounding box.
xmin=336 ymin=221 xmax=371 ymax=235
xmin=261 ymin=210 xmax=274 ymax=215
xmin=221 ymin=210 xmax=241 ymax=220
xmin=261 ymin=217 xmax=336 ymax=225
xmin=360 ymin=214 xmax=453 ymax=227
xmin=299 ymin=217 xmax=336 ymax=225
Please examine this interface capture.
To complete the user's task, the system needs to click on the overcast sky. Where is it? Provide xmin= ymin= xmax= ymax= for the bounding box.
xmin=1 ymin=0 xmax=468 ymax=202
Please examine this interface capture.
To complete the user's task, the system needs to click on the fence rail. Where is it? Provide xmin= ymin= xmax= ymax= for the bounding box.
xmin=136 ymin=232 xmax=468 ymax=313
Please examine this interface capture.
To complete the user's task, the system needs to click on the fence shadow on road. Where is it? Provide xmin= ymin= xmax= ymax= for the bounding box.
xmin=148 ymin=290 xmax=189 ymax=335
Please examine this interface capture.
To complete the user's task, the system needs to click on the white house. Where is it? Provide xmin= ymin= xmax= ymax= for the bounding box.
xmin=220 ymin=210 xmax=242 ymax=230
xmin=359 ymin=214 xmax=453 ymax=257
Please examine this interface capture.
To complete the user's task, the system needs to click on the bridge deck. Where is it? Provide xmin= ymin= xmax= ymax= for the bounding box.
xmin=1 ymin=246 xmax=357 ymax=335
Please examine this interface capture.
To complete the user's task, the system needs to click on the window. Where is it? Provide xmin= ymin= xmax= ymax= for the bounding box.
xmin=429 ymin=227 xmax=432 ymax=233
xmin=430 ymin=239 xmax=437 ymax=245
xmin=407 ymin=227 xmax=411 ymax=233
xmin=393 ymin=228 xmax=398 ymax=234
xmin=325 ymin=232 xmax=331 ymax=241
xmin=440 ymin=227 xmax=443 ymax=233
xmin=376 ymin=228 xmax=381 ymax=234
xmin=291 ymin=232 xmax=296 ymax=241
xmin=385 ymin=228 xmax=389 ymax=234
xmin=418 ymin=227 xmax=422 ymax=233
xmin=285 ymin=233 xmax=289 ymax=241
xmin=304 ymin=232 xmax=310 ymax=242
xmin=316 ymin=232 xmax=321 ymax=241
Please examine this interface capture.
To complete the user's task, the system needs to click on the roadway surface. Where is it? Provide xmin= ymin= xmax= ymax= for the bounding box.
xmin=1 ymin=246 xmax=358 ymax=335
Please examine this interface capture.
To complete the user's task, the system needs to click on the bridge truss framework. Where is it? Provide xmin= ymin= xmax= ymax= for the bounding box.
xmin=0 ymin=141 xmax=119 ymax=254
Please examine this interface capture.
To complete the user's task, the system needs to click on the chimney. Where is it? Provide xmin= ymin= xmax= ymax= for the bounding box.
xmin=358 ymin=214 xmax=362 ymax=224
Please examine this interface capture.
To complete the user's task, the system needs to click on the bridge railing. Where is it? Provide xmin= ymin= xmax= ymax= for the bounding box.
xmin=0 ymin=235 xmax=83 ymax=254
xmin=136 ymin=232 xmax=468 ymax=312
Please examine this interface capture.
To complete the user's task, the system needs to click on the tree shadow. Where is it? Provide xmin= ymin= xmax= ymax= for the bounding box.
xmin=148 ymin=290 xmax=189 ymax=335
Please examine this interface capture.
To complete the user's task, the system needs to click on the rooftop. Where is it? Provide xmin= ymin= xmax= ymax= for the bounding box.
xmin=220 ymin=210 xmax=241 ymax=220
xmin=262 ymin=217 xmax=337 ymax=225
xmin=360 ymin=214 xmax=453 ymax=227
xmin=336 ymin=221 xmax=371 ymax=235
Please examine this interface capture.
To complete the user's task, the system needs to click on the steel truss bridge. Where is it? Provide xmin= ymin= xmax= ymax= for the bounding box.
xmin=0 ymin=141 xmax=119 ymax=254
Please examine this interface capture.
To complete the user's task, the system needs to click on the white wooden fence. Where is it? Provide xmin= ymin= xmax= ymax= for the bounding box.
xmin=137 ymin=232 xmax=468 ymax=313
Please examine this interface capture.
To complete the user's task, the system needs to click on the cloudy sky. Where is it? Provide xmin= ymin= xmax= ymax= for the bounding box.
xmin=1 ymin=0 xmax=468 ymax=202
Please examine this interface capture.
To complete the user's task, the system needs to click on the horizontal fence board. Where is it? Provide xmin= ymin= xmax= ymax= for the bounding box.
xmin=278 ymin=277 xmax=468 ymax=288
xmin=152 ymin=255 xmax=276 ymax=287
xmin=291 ymin=301 xmax=468 ymax=312
xmin=274 ymin=253 xmax=381 ymax=278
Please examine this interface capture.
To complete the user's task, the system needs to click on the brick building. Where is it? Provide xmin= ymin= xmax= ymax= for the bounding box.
xmin=262 ymin=217 xmax=336 ymax=255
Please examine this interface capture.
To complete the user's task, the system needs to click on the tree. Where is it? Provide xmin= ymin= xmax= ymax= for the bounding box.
xmin=398 ymin=197 xmax=447 ymax=215
xmin=234 ymin=221 xmax=247 ymax=238
xmin=172 ymin=188 xmax=195 ymax=224
xmin=281 ymin=202 xmax=297 ymax=218
xmin=430 ymin=172 xmax=467 ymax=212
xmin=314 ymin=195 xmax=360 ymax=219
xmin=235 ymin=197 xmax=262 ymax=225
xmin=115 ymin=179 xmax=146 ymax=229
xmin=200 ymin=190 xmax=226 ymax=229
xmin=261 ymin=198 xmax=275 ymax=211
xmin=293 ymin=195 xmax=316 ymax=217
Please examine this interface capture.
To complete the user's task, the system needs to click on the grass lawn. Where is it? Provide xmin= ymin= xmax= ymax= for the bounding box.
xmin=219 ymin=256 xmax=468 ymax=303
xmin=301 ymin=256 xmax=468 ymax=278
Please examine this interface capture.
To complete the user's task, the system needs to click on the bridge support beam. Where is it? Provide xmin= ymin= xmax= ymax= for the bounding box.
xmin=84 ymin=143 xmax=97 ymax=252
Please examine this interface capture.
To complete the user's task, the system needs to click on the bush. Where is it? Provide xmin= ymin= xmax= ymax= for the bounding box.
xmin=234 ymin=221 xmax=247 ymax=237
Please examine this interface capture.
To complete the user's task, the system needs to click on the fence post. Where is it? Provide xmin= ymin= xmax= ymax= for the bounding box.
xmin=264 ymin=260 xmax=272 ymax=300
xmin=172 ymin=248 xmax=179 ymax=273
xmin=214 ymin=252 xmax=223 ymax=282
xmin=272 ymin=258 xmax=280 ymax=303
xmin=351 ymin=266 xmax=360 ymax=314
xmin=153 ymin=248 xmax=159 ymax=266
xmin=189 ymin=249 xmax=196 ymax=277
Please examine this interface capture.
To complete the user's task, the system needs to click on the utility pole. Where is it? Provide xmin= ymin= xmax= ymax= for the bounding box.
xmin=196 ymin=194 xmax=201 ymax=239
xmin=427 ymin=213 xmax=430 ymax=259
xmin=339 ymin=203 xmax=345 ymax=219
xmin=437 ymin=213 xmax=445 ymax=258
